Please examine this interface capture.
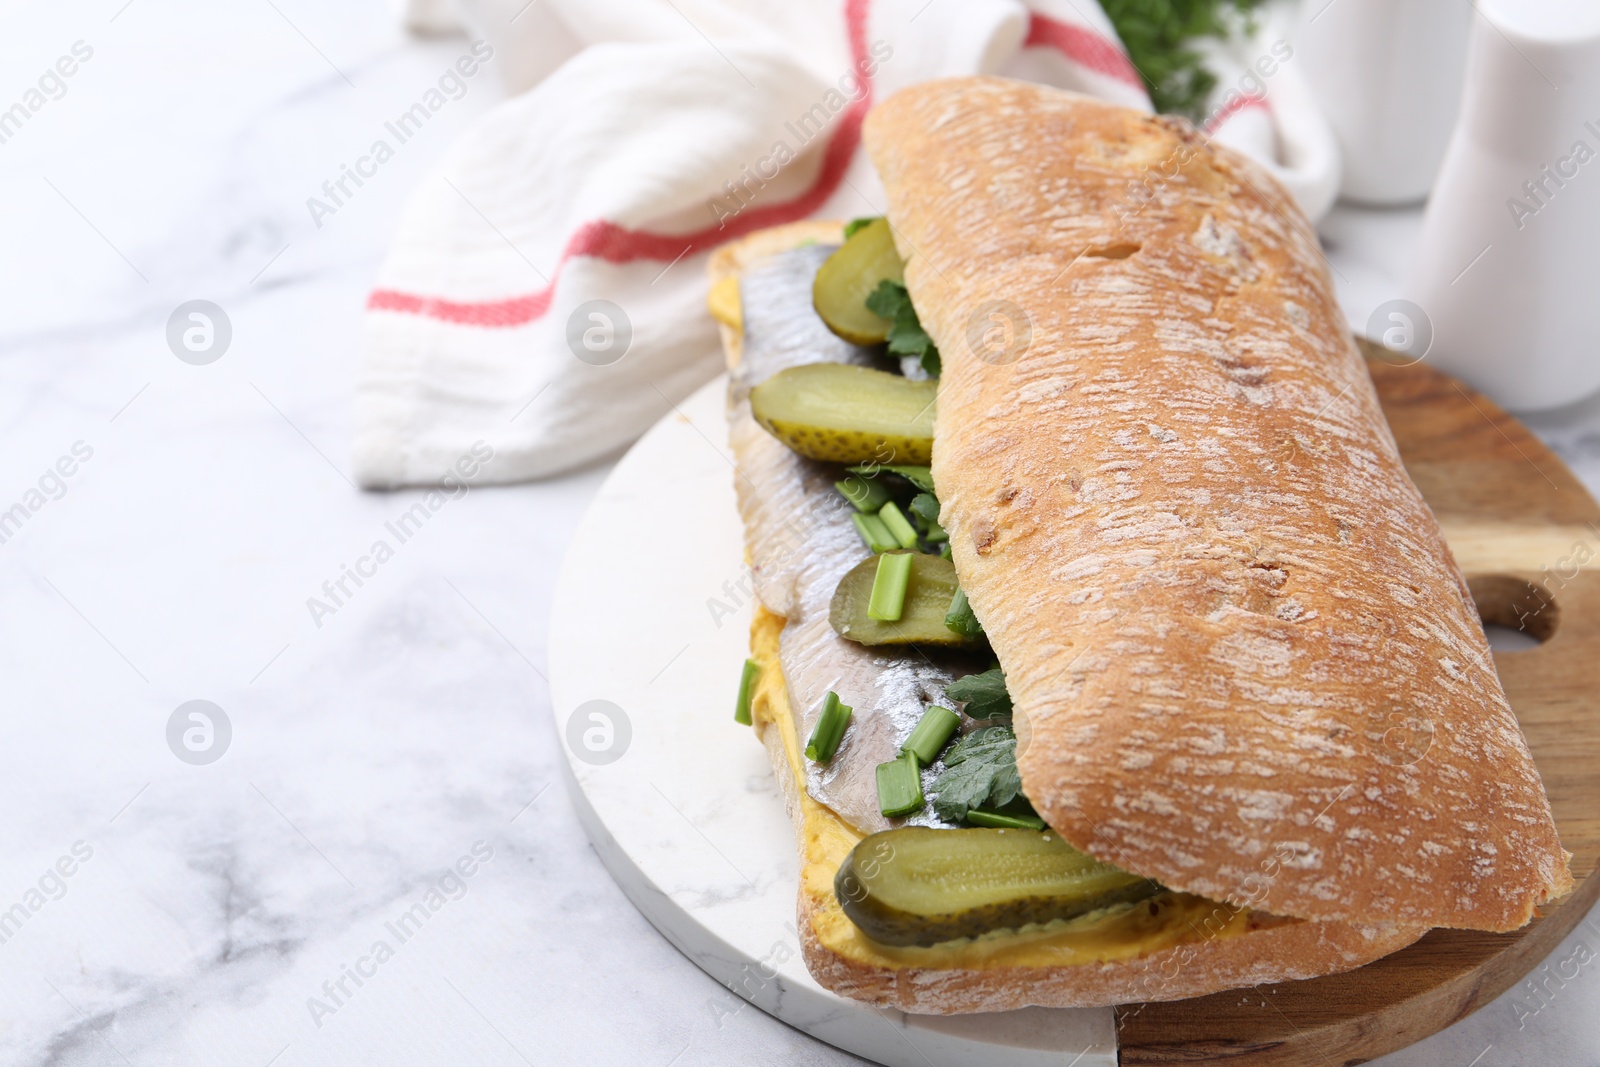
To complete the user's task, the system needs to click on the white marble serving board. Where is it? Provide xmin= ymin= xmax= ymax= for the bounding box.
xmin=547 ymin=377 xmax=1117 ymax=1067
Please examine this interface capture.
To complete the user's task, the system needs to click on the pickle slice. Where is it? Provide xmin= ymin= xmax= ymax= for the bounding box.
xmin=831 ymin=552 xmax=978 ymax=648
xmin=835 ymin=828 xmax=1160 ymax=947
xmin=748 ymin=363 xmax=935 ymax=465
xmin=813 ymin=218 xmax=905 ymax=344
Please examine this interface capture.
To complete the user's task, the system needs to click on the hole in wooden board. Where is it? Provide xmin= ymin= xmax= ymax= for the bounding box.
xmin=1467 ymin=574 xmax=1558 ymax=650
xmin=1484 ymin=625 xmax=1542 ymax=652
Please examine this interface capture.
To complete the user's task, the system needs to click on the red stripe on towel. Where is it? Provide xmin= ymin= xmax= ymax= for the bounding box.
xmin=368 ymin=0 xmax=876 ymax=328
xmin=1022 ymin=14 xmax=1144 ymax=91
xmin=1205 ymin=92 xmax=1269 ymax=133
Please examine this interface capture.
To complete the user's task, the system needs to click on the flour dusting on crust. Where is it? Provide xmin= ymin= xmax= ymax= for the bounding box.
xmin=865 ymin=77 xmax=1572 ymax=932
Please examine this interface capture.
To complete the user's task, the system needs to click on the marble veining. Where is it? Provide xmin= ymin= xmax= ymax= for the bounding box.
xmin=0 ymin=2 xmax=1594 ymax=1065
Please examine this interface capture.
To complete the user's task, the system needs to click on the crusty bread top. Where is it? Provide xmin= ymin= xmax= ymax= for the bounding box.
xmin=864 ymin=77 xmax=1572 ymax=932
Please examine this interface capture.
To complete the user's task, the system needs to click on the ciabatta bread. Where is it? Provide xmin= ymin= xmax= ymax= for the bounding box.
xmin=864 ymin=76 xmax=1572 ymax=933
xmin=713 ymin=221 xmax=1424 ymax=1014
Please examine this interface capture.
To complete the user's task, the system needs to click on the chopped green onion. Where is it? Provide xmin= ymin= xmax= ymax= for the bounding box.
xmin=734 ymin=658 xmax=760 ymax=725
xmin=940 ymin=541 xmax=952 ymax=560
xmin=805 ymin=691 xmax=852 ymax=762
xmin=901 ymin=706 xmax=961 ymax=766
xmin=851 ymin=512 xmax=897 ymax=553
xmin=878 ymin=501 xmax=919 ymax=549
xmin=876 ymin=751 xmax=925 ymax=818
xmin=866 ymin=551 xmax=913 ymax=621
xmin=923 ymin=519 xmax=948 ymax=543
xmin=945 ymin=588 xmax=983 ymax=637
xmin=835 ymin=475 xmax=891 ymax=513
xmin=966 ymin=808 xmax=1047 ymax=830
xmin=848 ymin=463 xmax=934 ymax=491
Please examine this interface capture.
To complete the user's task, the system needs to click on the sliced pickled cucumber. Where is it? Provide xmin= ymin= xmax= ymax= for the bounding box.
xmin=748 ymin=363 xmax=934 ymax=465
xmin=831 ymin=552 xmax=978 ymax=648
xmin=835 ymin=827 xmax=1160 ymax=947
xmin=813 ymin=218 xmax=905 ymax=344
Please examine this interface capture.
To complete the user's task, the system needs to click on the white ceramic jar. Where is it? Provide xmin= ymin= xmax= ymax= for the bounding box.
xmin=1295 ymin=0 xmax=1472 ymax=205
xmin=1403 ymin=0 xmax=1600 ymax=411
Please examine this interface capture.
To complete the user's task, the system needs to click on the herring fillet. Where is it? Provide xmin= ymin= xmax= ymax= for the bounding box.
xmin=729 ymin=248 xmax=959 ymax=833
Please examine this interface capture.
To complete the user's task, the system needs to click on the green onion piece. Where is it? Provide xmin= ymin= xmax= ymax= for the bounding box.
xmin=851 ymin=512 xmax=897 ymax=553
xmin=923 ymin=519 xmax=948 ymax=543
xmin=944 ymin=588 xmax=983 ymax=637
xmin=805 ymin=691 xmax=852 ymax=762
xmin=940 ymin=541 xmax=953 ymax=560
xmin=900 ymin=706 xmax=960 ymax=766
xmin=965 ymin=808 xmax=1047 ymax=830
xmin=734 ymin=658 xmax=760 ymax=725
xmin=835 ymin=475 xmax=891 ymax=513
xmin=866 ymin=551 xmax=913 ymax=621
xmin=876 ymin=751 xmax=925 ymax=818
xmin=878 ymin=501 xmax=919 ymax=549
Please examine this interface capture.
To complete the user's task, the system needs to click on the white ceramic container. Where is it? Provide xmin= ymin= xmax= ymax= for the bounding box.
xmin=1402 ymin=0 xmax=1600 ymax=411
xmin=1296 ymin=0 xmax=1471 ymax=205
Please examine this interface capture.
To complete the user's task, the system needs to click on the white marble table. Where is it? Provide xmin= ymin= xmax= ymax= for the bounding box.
xmin=0 ymin=3 xmax=1595 ymax=1065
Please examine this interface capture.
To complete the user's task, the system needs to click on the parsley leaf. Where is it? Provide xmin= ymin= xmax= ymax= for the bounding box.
xmin=930 ymin=725 xmax=1023 ymax=822
xmin=864 ymin=277 xmax=907 ymax=320
xmin=848 ymin=464 xmax=934 ymax=492
xmin=946 ymin=668 xmax=1012 ymax=721
xmin=1100 ymin=0 xmax=1266 ymax=122
xmin=908 ymin=492 xmax=940 ymax=526
xmin=866 ymin=280 xmax=941 ymax=378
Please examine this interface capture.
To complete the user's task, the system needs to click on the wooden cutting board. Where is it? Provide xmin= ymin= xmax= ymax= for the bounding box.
xmin=1117 ymin=342 xmax=1600 ymax=1065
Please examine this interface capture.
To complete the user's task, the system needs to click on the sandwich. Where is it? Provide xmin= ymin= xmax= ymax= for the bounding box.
xmin=708 ymin=76 xmax=1572 ymax=1013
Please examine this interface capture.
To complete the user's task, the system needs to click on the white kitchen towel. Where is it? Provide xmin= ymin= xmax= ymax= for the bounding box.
xmin=354 ymin=0 xmax=1338 ymax=487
